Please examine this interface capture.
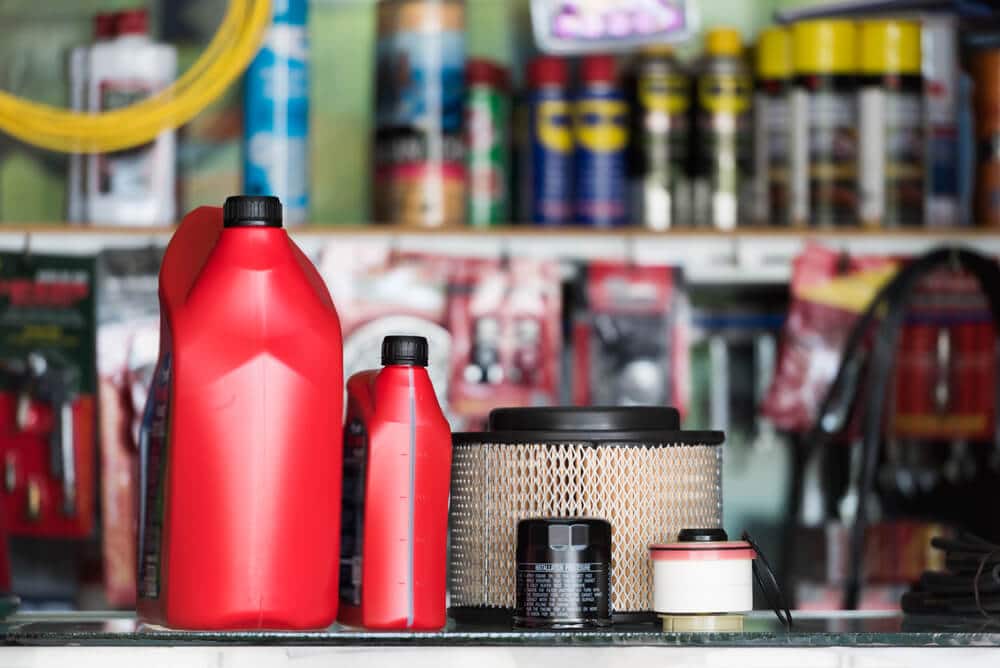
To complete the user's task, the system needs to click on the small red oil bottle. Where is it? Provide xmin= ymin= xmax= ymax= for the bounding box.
xmin=339 ymin=336 xmax=452 ymax=630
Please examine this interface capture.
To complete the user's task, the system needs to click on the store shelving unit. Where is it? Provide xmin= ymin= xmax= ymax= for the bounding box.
xmin=1 ymin=224 xmax=998 ymax=284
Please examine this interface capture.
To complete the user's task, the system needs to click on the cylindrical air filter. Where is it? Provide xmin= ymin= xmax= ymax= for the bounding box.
xmin=450 ymin=407 xmax=723 ymax=616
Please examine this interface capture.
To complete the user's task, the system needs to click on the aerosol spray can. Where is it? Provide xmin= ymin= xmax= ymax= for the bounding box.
xmin=373 ymin=0 xmax=466 ymax=227
xmin=752 ymin=27 xmax=791 ymax=226
xmin=632 ymin=46 xmax=690 ymax=229
xmin=790 ymin=20 xmax=858 ymax=227
xmin=858 ymin=20 xmax=924 ymax=227
xmin=693 ymin=28 xmax=752 ymax=229
xmin=528 ymin=56 xmax=573 ymax=226
xmin=244 ymin=0 xmax=310 ymax=225
xmin=466 ymin=59 xmax=510 ymax=227
xmin=575 ymin=55 xmax=629 ymax=227
xmin=922 ymin=16 xmax=960 ymax=226
xmin=972 ymin=47 xmax=1000 ymax=227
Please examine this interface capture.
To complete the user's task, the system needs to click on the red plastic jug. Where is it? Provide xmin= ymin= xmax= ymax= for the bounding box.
xmin=137 ymin=197 xmax=343 ymax=630
xmin=339 ymin=336 xmax=452 ymax=630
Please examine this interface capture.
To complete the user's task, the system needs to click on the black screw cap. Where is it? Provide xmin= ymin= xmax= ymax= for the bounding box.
xmin=381 ymin=335 xmax=429 ymax=367
xmin=223 ymin=195 xmax=283 ymax=228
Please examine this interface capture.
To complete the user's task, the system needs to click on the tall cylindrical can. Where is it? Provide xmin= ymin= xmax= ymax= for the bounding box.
xmin=922 ymin=16 xmax=960 ymax=226
xmin=373 ymin=0 xmax=466 ymax=227
xmin=790 ymin=20 xmax=858 ymax=227
xmin=243 ymin=0 xmax=310 ymax=226
xmin=972 ymin=47 xmax=1000 ymax=227
xmin=575 ymin=55 xmax=629 ymax=227
xmin=858 ymin=20 xmax=924 ymax=227
xmin=692 ymin=28 xmax=752 ymax=230
xmin=465 ymin=59 xmax=510 ymax=227
xmin=528 ymin=56 xmax=573 ymax=226
xmin=752 ymin=27 xmax=792 ymax=226
xmin=632 ymin=46 xmax=690 ymax=230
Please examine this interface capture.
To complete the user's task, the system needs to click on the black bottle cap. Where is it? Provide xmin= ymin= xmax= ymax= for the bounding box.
xmin=381 ymin=335 xmax=429 ymax=367
xmin=223 ymin=195 xmax=283 ymax=228
xmin=677 ymin=528 xmax=729 ymax=543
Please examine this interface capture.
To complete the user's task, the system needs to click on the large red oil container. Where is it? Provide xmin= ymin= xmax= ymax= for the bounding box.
xmin=137 ymin=196 xmax=344 ymax=630
xmin=339 ymin=336 xmax=452 ymax=630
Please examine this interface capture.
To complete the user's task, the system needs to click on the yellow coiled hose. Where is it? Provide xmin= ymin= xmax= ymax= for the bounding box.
xmin=0 ymin=0 xmax=271 ymax=153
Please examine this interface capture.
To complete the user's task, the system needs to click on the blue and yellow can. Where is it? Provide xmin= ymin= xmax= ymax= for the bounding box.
xmin=575 ymin=56 xmax=629 ymax=227
xmin=528 ymin=57 xmax=573 ymax=226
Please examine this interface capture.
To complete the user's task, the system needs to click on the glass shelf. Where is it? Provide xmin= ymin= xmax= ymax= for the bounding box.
xmin=3 ymin=610 xmax=1000 ymax=647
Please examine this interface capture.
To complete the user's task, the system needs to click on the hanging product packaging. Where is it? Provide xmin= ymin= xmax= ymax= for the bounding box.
xmin=572 ymin=261 xmax=689 ymax=414
xmin=890 ymin=268 xmax=996 ymax=441
xmin=530 ymin=0 xmax=695 ymax=55
xmin=339 ymin=336 xmax=452 ymax=630
xmin=96 ymin=247 xmax=162 ymax=607
xmin=0 ymin=254 xmax=97 ymax=539
xmin=762 ymin=243 xmax=897 ymax=432
xmin=447 ymin=257 xmax=561 ymax=428
xmin=319 ymin=241 xmax=452 ymax=417
xmin=137 ymin=197 xmax=343 ymax=630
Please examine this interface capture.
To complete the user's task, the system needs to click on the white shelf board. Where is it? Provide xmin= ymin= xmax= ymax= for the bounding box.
xmin=0 ymin=226 xmax=997 ymax=285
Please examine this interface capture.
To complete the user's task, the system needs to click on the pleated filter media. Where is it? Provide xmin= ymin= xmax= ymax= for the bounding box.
xmin=449 ymin=407 xmax=723 ymax=615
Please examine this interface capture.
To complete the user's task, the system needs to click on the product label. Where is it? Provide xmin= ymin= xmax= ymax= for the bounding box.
xmin=138 ymin=345 xmax=171 ymax=600
xmin=790 ymin=81 xmax=858 ymax=226
xmin=753 ymin=87 xmax=790 ymax=224
xmin=466 ymin=86 xmax=509 ymax=226
xmin=531 ymin=94 xmax=574 ymax=224
xmin=575 ymin=91 xmax=629 ymax=226
xmin=99 ymin=81 xmax=155 ymax=197
xmin=694 ymin=73 xmax=751 ymax=229
xmin=639 ymin=71 xmax=690 ymax=228
xmin=860 ymin=86 xmax=924 ymax=226
xmin=516 ymin=562 xmax=609 ymax=621
xmin=373 ymin=29 xmax=466 ymax=225
xmin=339 ymin=415 xmax=367 ymax=606
xmin=244 ymin=23 xmax=310 ymax=222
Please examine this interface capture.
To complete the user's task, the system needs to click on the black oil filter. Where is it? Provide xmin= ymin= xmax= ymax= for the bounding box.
xmin=514 ymin=517 xmax=612 ymax=628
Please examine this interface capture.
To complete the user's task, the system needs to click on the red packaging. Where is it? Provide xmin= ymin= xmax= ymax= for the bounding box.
xmin=447 ymin=257 xmax=561 ymax=427
xmin=319 ymin=242 xmax=452 ymax=419
xmin=762 ymin=244 xmax=898 ymax=432
xmin=339 ymin=336 xmax=451 ymax=630
xmin=0 ymin=255 xmax=98 ymax=540
xmin=572 ymin=262 xmax=689 ymax=415
xmin=890 ymin=268 xmax=996 ymax=441
xmin=137 ymin=199 xmax=343 ymax=630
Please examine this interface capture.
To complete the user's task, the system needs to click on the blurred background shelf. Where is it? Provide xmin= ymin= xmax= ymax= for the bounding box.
xmin=1 ymin=224 xmax=998 ymax=284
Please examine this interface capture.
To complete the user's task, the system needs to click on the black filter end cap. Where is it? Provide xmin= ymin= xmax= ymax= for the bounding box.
xmin=223 ymin=195 xmax=283 ymax=228
xmin=677 ymin=528 xmax=729 ymax=543
xmin=382 ymin=335 xmax=429 ymax=367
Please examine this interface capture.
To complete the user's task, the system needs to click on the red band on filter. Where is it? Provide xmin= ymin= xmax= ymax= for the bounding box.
xmin=649 ymin=541 xmax=755 ymax=561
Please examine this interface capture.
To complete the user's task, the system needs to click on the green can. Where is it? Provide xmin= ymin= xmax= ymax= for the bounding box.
xmin=466 ymin=59 xmax=510 ymax=226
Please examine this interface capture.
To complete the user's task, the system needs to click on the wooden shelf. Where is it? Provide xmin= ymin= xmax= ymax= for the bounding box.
xmin=1 ymin=224 xmax=998 ymax=285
